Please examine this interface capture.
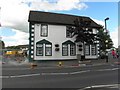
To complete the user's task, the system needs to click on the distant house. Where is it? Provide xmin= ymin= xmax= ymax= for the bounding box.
xmin=18 ymin=45 xmax=29 ymax=51
xmin=0 ymin=40 xmax=5 ymax=49
xmin=28 ymin=11 xmax=101 ymax=62
xmin=0 ymin=40 xmax=5 ymax=55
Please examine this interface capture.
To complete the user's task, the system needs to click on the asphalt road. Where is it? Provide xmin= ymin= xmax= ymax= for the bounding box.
xmin=2 ymin=63 xmax=120 ymax=88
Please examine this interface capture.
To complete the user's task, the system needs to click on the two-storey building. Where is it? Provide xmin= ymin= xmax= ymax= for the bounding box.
xmin=28 ymin=11 xmax=101 ymax=62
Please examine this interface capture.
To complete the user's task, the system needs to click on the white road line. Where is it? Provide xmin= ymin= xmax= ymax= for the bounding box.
xmin=0 ymin=76 xmax=9 ymax=79
xmin=96 ymin=68 xmax=119 ymax=72
xmin=96 ymin=69 xmax=112 ymax=71
xmin=2 ymin=68 xmax=31 ymax=70
xmin=81 ymin=84 xmax=119 ymax=90
xmin=70 ymin=70 xmax=90 ymax=75
xmin=1 ymin=67 xmax=119 ymax=78
xmin=111 ymin=68 xmax=119 ymax=70
xmin=41 ymin=72 xmax=69 ymax=75
xmin=10 ymin=73 xmax=40 ymax=78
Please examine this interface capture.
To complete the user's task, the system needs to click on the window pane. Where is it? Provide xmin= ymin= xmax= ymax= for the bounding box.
xmin=36 ymin=44 xmax=43 ymax=56
xmin=62 ymin=45 xmax=68 ymax=56
xmin=85 ymin=45 xmax=90 ymax=55
xmin=45 ymin=44 xmax=52 ymax=56
xmin=91 ymin=45 xmax=96 ymax=55
xmin=70 ymin=45 xmax=76 ymax=56
xmin=66 ymin=26 xmax=72 ymax=38
xmin=41 ymin=24 xmax=48 ymax=37
xmin=37 ymin=44 xmax=42 ymax=47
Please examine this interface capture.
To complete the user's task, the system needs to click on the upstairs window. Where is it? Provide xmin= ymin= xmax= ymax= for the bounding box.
xmin=41 ymin=24 xmax=48 ymax=37
xmin=66 ymin=26 xmax=72 ymax=38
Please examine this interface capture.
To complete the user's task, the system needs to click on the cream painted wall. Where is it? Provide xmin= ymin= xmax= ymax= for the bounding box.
xmin=34 ymin=24 xmax=82 ymax=60
xmin=33 ymin=24 xmax=98 ymax=60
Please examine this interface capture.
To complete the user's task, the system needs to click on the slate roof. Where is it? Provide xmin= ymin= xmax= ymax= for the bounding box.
xmin=28 ymin=10 xmax=102 ymax=28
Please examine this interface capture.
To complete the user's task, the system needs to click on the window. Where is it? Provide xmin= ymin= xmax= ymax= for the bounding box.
xmin=70 ymin=44 xmax=76 ymax=56
xmin=41 ymin=24 xmax=48 ymax=37
xmin=36 ymin=39 xmax=52 ymax=56
xmin=36 ymin=44 xmax=43 ymax=56
xmin=66 ymin=26 xmax=72 ymax=38
xmin=45 ymin=44 xmax=52 ymax=56
xmin=85 ymin=45 xmax=90 ymax=55
xmin=62 ymin=40 xmax=76 ymax=56
xmin=91 ymin=45 xmax=96 ymax=55
xmin=62 ymin=44 xmax=68 ymax=56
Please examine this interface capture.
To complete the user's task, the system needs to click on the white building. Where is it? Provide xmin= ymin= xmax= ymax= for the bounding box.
xmin=28 ymin=11 xmax=101 ymax=62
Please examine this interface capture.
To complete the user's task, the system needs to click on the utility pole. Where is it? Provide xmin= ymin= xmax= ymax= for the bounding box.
xmin=104 ymin=17 xmax=109 ymax=63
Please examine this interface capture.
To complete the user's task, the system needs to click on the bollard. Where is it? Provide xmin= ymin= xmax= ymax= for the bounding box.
xmin=78 ymin=61 xmax=81 ymax=66
xmin=58 ymin=61 xmax=62 ymax=67
xmin=30 ymin=63 xmax=37 ymax=69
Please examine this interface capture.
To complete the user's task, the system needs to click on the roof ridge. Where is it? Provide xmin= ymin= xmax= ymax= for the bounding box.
xmin=29 ymin=10 xmax=89 ymax=18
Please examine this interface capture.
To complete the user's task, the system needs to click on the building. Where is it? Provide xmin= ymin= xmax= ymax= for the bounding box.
xmin=28 ymin=11 xmax=101 ymax=62
xmin=0 ymin=40 xmax=5 ymax=55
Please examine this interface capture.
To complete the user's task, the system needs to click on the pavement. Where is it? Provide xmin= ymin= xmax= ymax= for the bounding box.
xmin=31 ymin=58 xmax=120 ymax=68
xmin=2 ymin=58 xmax=119 ymax=68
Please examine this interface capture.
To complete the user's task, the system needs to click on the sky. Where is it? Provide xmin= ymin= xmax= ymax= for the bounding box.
xmin=0 ymin=0 xmax=119 ymax=48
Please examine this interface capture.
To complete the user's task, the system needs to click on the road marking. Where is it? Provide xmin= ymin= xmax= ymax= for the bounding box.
xmin=81 ymin=84 xmax=119 ymax=90
xmin=94 ymin=68 xmax=119 ymax=72
xmin=2 ymin=68 xmax=31 ymax=70
xmin=96 ymin=69 xmax=112 ymax=71
xmin=111 ymin=68 xmax=119 ymax=70
xmin=70 ymin=70 xmax=90 ymax=75
xmin=1 ymin=67 xmax=119 ymax=78
xmin=41 ymin=72 xmax=69 ymax=75
xmin=10 ymin=73 xmax=40 ymax=78
xmin=0 ymin=76 xmax=9 ymax=79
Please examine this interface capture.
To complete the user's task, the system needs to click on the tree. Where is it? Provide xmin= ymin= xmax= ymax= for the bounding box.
xmin=68 ymin=18 xmax=113 ymax=59
xmin=68 ymin=18 xmax=99 ymax=45
xmin=97 ymin=28 xmax=113 ymax=52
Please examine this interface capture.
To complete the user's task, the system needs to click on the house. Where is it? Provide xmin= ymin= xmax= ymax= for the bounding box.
xmin=18 ymin=45 xmax=29 ymax=51
xmin=28 ymin=11 xmax=101 ymax=62
xmin=0 ymin=40 xmax=5 ymax=55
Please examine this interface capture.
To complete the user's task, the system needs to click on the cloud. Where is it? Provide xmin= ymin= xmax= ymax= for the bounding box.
xmin=118 ymin=26 xmax=120 ymax=46
xmin=0 ymin=0 xmax=30 ymax=33
xmin=2 ymin=29 xmax=29 ymax=47
xmin=92 ymin=19 xmax=104 ymax=27
xmin=0 ymin=0 xmax=88 ymax=46
xmin=110 ymin=27 xmax=118 ymax=48
xmin=92 ymin=18 xmax=118 ymax=48
xmin=29 ymin=0 xmax=88 ymax=11
xmin=0 ymin=0 xmax=118 ymax=48
xmin=0 ymin=0 xmax=88 ymax=33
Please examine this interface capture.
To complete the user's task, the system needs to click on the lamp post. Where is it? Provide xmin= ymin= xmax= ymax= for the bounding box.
xmin=104 ymin=17 xmax=109 ymax=63
xmin=104 ymin=17 xmax=109 ymax=31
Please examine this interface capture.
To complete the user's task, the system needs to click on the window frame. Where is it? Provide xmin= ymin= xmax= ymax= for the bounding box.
xmin=85 ymin=44 xmax=90 ymax=56
xmin=62 ymin=44 xmax=68 ymax=56
xmin=36 ymin=44 xmax=43 ymax=56
xmin=41 ymin=24 xmax=48 ymax=37
xmin=45 ymin=44 xmax=52 ymax=56
xmin=66 ymin=26 xmax=72 ymax=38
xmin=70 ymin=44 xmax=76 ymax=56
xmin=91 ymin=45 xmax=97 ymax=55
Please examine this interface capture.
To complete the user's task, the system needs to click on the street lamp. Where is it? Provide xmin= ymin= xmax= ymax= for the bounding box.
xmin=104 ymin=17 xmax=109 ymax=30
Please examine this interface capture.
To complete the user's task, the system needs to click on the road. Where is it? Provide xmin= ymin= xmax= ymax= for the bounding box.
xmin=2 ymin=62 xmax=120 ymax=88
